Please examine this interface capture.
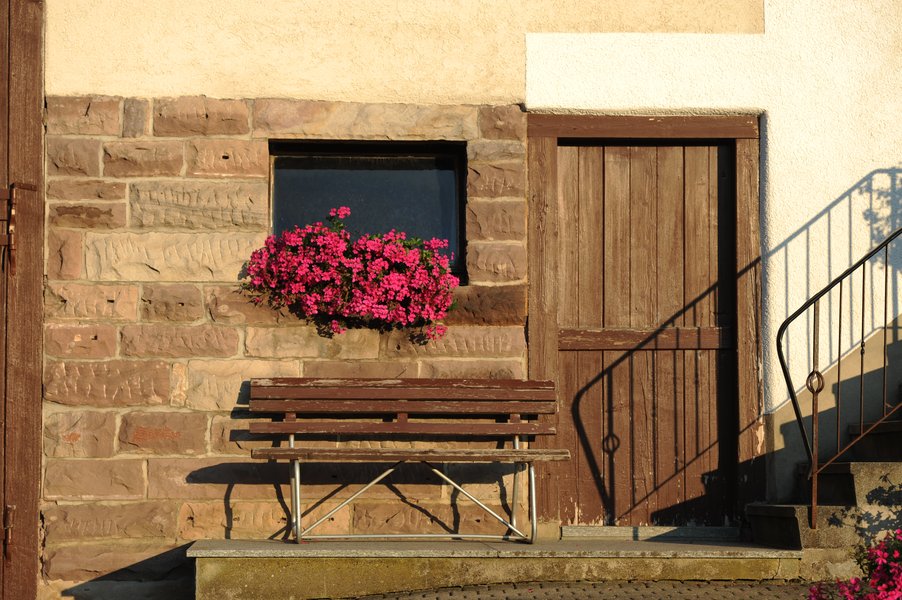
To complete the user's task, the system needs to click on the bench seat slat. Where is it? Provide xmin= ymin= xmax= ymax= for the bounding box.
xmin=252 ymin=378 xmax=554 ymax=390
xmin=252 ymin=447 xmax=571 ymax=463
xmin=249 ymin=399 xmax=557 ymax=415
xmin=250 ymin=386 xmax=557 ymax=401
xmin=249 ymin=421 xmax=555 ymax=436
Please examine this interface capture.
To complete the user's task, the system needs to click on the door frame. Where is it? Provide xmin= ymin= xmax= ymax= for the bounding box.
xmin=526 ymin=114 xmax=763 ymax=523
xmin=1 ymin=0 xmax=44 ymax=597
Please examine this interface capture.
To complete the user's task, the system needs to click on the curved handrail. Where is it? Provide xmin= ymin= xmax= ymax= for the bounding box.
xmin=775 ymin=226 xmax=902 ymax=527
xmin=776 ymin=226 xmax=902 ymax=464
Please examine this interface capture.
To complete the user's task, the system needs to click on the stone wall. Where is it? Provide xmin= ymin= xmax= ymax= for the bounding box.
xmin=41 ymin=96 xmax=529 ymax=596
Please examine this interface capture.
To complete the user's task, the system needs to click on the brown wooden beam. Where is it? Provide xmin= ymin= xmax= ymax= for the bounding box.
xmin=557 ymin=327 xmax=734 ymax=351
xmin=528 ymin=115 xmax=759 ymax=139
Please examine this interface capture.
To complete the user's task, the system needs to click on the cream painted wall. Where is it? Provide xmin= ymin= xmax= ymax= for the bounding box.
xmin=45 ymin=0 xmax=762 ymax=103
xmin=526 ymin=0 xmax=902 ymax=421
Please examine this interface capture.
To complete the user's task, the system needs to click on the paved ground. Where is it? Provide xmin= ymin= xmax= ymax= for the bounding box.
xmin=357 ymin=580 xmax=813 ymax=599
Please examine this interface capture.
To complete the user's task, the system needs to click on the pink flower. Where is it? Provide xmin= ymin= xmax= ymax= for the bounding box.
xmin=242 ymin=207 xmax=458 ymax=341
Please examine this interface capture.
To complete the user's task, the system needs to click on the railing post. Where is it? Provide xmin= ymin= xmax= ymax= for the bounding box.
xmin=807 ymin=300 xmax=824 ymax=529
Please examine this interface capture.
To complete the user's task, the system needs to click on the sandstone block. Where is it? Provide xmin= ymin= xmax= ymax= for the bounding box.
xmin=205 ymin=285 xmax=288 ymax=325
xmin=46 ymin=138 xmax=102 ymax=176
xmin=466 ymin=242 xmax=527 ymax=283
xmin=467 ymin=162 xmax=526 ymax=197
xmin=44 ymin=459 xmax=145 ymax=500
xmin=418 ymin=358 xmax=525 ymax=379
xmin=84 ymin=232 xmax=265 ymax=281
xmin=466 ymin=198 xmax=527 ymax=241
xmin=147 ymin=458 xmax=289 ymax=500
xmin=42 ymin=501 xmax=178 ymax=543
xmin=253 ymin=99 xmax=479 ymax=140
xmin=140 ymin=284 xmax=204 ymax=322
xmin=103 ymin=141 xmax=184 ymax=177
xmin=46 ymin=96 xmax=121 ymax=135
xmin=44 ymin=360 xmax=170 ymax=407
xmin=154 ymin=97 xmax=250 ymax=136
xmin=47 ymin=229 xmax=84 ymax=280
xmin=186 ymin=139 xmax=267 ymax=178
xmin=121 ymin=324 xmax=238 ymax=358
xmin=130 ymin=180 xmax=268 ymax=229
xmin=39 ymin=578 xmax=192 ymax=599
xmin=47 ymin=178 xmax=126 ymax=200
xmin=49 ymin=202 xmax=127 ymax=229
xmin=466 ymin=140 xmax=526 ymax=162
xmin=119 ymin=411 xmax=208 ymax=455
xmin=178 ymin=500 xmax=348 ymax=540
xmin=382 ymin=326 xmax=526 ymax=358
xmin=147 ymin=458 xmax=433 ymax=501
xmin=186 ymin=359 xmax=298 ymax=411
xmin=170 ymin=362 xmax=189 ymax=407
xmin=41 ymin=541 xmax=183 ymax=582
xmin=245 ymin=326 xmax=380 ymax=359
xmin=352 ymin=501 xmax=506 ymax=535
xmin=444 ymin=284 xmax=527 ymax=326
xmin=303 ymin=360 xmax=417 ymax=378
xmin=44 ymin=283 xmax=139 ymax=320
xmin=43 ymin=411 xmax=117 ymax=458
xmin=478 ymin=105 xmax=527 ymax=140
xmin=210 ymin=415 xmax=275 ymax=454
xmin=122 ymin=98 xmax=151 ymax=137
xmin=44 ymin=323 xmax=117 ymax=359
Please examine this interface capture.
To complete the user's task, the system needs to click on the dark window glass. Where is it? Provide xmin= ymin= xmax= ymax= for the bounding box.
xmin=270 ymin=142 xmax=465 ymax=274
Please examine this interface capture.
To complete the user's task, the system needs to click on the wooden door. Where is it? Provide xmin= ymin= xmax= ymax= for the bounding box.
xmin=548 ymin=141 xmax=738 ymax=526
xmin=0 ymin=0 xmax=43 ymax=597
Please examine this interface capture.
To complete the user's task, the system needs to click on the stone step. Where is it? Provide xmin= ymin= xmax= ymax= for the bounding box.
xmin=847 ymin=419 xmax=902 ymax=461
xmin=746 ymin=503 xmax=862 ymax=550
xmin=794 ymin=461 xmax=902 ymax=506
xmin=560 ymin=525 xmax=740 ymax=542
xmin=188 ymin=539 xmax=801 ymax=600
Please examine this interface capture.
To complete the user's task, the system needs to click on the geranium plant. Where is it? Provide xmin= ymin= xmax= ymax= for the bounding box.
xmin=809 ymin=529 xmax=902 ymax=600
xmin=243 ymin=207 xmax=459 ymax=341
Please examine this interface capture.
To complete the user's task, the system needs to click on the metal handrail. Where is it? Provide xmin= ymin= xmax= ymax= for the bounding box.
xmin=776 ymin=226 xmax=902 ymax=528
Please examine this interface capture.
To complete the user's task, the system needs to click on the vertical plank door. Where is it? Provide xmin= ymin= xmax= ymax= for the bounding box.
xmin=553 ymin=142 xmax=738 ymax=526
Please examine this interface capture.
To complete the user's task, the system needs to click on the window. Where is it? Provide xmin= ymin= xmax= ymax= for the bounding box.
xmin=270 ymin=141 xmax=466 ymax=275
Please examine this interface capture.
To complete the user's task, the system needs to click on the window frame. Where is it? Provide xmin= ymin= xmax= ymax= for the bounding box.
xmin=268 ymin=140 xmax=468 ymax=280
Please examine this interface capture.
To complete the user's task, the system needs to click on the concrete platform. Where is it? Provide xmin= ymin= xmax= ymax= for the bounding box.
xmin=189 ymin=539 xmax=802 ymax=600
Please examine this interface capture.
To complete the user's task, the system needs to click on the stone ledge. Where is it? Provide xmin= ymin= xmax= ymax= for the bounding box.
xmin=191 ymin=541 xmax=802 ymax=599
xmin=188 ymin=538 xmax=801 ymax=559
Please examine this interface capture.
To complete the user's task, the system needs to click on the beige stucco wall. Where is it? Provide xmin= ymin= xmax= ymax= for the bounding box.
xmin=45 ymin=0 xmax=762 ymax=103
xmin=526 ymin=0 xmax=902 ymax=414
xmin=526 ymin=0 xmax=902 ymax=499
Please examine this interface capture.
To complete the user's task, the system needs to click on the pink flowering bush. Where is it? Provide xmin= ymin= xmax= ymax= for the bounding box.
xmin=243 ymin=207 xmax=459 ymax=341
xmin=809 ymin=529 xmax=902 ymax=600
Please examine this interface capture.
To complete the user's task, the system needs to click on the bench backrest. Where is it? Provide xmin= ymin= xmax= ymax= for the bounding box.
xmin=248 ymin=378 xmax=557 ymax=438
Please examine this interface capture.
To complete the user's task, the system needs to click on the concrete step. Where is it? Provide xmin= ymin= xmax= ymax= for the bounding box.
xmin=188 ymin=539 xmax=802 ymax=600
xmin=560 ymin=525 xmax=740 ymax=542
xmin=746 ymin=503 xmax=862 ymax=550
xmin=847 ymin=419 xmax=902 ymax=461
xmin=794 ymin=461 xmax=902 ymax=506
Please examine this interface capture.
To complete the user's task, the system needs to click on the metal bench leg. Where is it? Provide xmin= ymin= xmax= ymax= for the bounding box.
xmin=425 ymin=462 xmax=527 ymax=539
xmin=299 ymin=462 xmax=402 ymax=538
xmin=510 ymin=436 xmax=521 ymax=531
xmin=292 ymin=459 xmax=302 ymax=541
xmin=528 ymin=462 xmax=537 ymax=543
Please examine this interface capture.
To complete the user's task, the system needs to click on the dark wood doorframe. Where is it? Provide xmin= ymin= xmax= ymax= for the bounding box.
xmin=1 ymin=0 xmax=44 ymax=597
xmin=526 ymin=114 xmax=764 ymax=524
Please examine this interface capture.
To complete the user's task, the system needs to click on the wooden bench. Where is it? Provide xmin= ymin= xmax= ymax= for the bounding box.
xmin=248 ymin=378 xmax=570 ymax=543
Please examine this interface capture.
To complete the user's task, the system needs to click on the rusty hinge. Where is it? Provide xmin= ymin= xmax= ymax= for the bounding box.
xmin=0 ymin=183 xmax=37 ymax=275
xmin=3 ymin=504 xmax=15 ymax=557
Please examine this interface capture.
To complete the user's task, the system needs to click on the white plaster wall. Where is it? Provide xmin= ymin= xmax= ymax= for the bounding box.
xmin=526 ymin=0 xmax=902 ymax=417
xmin=44 ymin=0 xmax=762 ymax=103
